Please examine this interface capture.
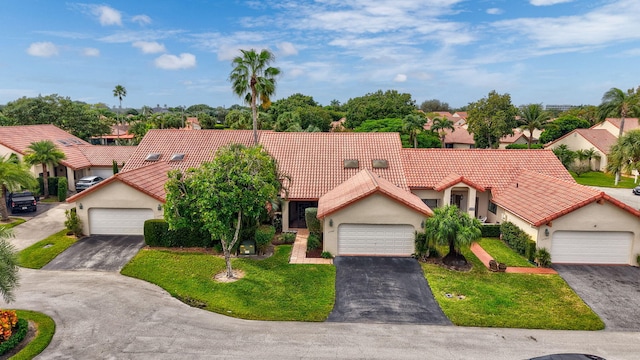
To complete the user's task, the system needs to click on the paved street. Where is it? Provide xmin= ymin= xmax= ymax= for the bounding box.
xmin=592 ymin=186 xmax=640 ymax=210
xmin=9 ymin=202 xmax=73 ymax=251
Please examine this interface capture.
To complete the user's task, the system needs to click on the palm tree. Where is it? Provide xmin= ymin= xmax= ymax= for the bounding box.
xmin=229 ymin=49 xmax=281 ymax=145
xmin=402 ymin=114 xmax=427 ymax=148
xmin=0 ymin=227 xmax=19 ymax=303
xmin=582 ymin=148 xmax=601 ymax=171
xmin=430 ymin=117 xmax=455 ymax=148
xmin=606 ymin=129 xmax=640 ymax=178
xmin=552 ymin=144 xmax=576 ymax=170
xmin=0 ymin=155 xmax=37 ymax=221
xmin=519 ymin=104 xmax=550 ymax=148
xmin=599 ymin=87 xmax=639 ymax=184
xmin=424 ymin=205 xmax=482 ymax=267
xmin=113 ymin=85 xmax=127 ymax=139
xmin=24 ymin=140 xmax=66 ymax=199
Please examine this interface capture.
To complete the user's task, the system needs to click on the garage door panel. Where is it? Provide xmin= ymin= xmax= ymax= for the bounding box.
xmin=89 ymin=208 xmax=154 ymax=235
xmin=338 ymin=224 xmax=414 ymax=256
xmin=551 ymin=231 xmax=632 ymax=264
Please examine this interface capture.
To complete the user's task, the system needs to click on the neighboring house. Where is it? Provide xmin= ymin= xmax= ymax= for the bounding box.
xmin=545 ymin=129 xmax=617 ymax=171
xmin=183 ymin=117 xmax=201 ymax=130
xmin=67 ymin=130 xmax=640 ymax=265
xmin=442 ymin=125 xmax=475 ymax=148
xmin=498 ymin=131 xmax=530 ymax=149
xmin=91 ymin=123 xmax=135 ymax=145
xmin=591 ymin=118 xmax=640 ymax=136
xmin=0 ymin=124 xmax=136 ymax=191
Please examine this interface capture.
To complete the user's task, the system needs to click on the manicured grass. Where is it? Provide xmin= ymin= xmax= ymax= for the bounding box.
xmin=423 ymin=247 xmax=604 ymax=330
xmin=121 ymin=245 xmax=335 ymax=321
xmin=572 ymin=171 xmax=637 ymax=188
xmin=11 ymin=310 xmax=55 ymax=360
xmin=477 ymin=238 xmax=534 ymax=268
xmin=18 ymin=230 xmax=77 ymax=269
xmin=0 ymin=217 xmax=26 ymax=229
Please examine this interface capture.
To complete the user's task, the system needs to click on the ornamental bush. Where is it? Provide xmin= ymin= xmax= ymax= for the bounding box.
xmin=0 ymin=318 xmax=27 ymax=356
xmin=0 ymin=310 xmax=18 ymax=342
xmin=500 ymin=222 xmax=534 ymax=259
xmin=65 ymin=208 xmax=83 ymax=237
xmin=58 ymin=177 xmax=68 ymax=201
xmin=307 ymin=233 xmax=321 ymax=251
xmin=480 ymin=224 xmax=501 ymax=237
xmin=305 ymin=208 xmax=322 ymax=235
xmin=255 ymin=225 xmax=275 ymax=254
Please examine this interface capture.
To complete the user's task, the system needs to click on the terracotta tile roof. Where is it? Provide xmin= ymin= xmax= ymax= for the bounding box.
xmin=401 ymin=148 xmax=574 ymax=190
xmin=317 ymin=169 xmax=432 ymax=218
xmin=76 ymin=146 xmax=137 ymax=167
xmin=545 ymin=129 xmax=617 ymax=154
xmin=491 ymin=170 xmax=640 ymax=226
xmin=500 ymin=131 xmax=529 ymax=144
xmin=260 ymin=132 xmax=408 ymax=199
xmin=0 ymin=124 xmax=94 ymax=170
xmin=604 ymin=118 xmax=640 ymax=132
xmin=433 ymin=173 xmax=486 ymax=192
xmin=453 ymin=112 xmax=468 ymax=118
xmin=122 ymin=129 xmax=257 ymax=172
xmin=68 ymin=161 xmax=172 ymax=203
xmin=443 ymin=125 xmax=475 ymax=145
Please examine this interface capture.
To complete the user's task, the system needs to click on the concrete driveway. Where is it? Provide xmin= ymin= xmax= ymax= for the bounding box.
xmin=9 ymin=203 xmax=72 ymax=251
xmin=555 ymin=265 xmax=640 ymax=331
xmin=43 ymin=235 xmax=145 ymax=271
xmin=327 ymin=256 xmax=451 ymax=325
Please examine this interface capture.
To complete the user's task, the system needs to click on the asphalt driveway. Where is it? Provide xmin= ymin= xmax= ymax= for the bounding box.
xmin=43 ymin=235 xmax=145 ymax=272
xmin=327 ymin=256 xmax=451 ymax=325
xmin=555 ymin=265 xmax=640 ymax=331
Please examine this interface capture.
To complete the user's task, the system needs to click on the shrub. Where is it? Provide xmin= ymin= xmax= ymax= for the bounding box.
xmin=307 ymin=233 xmax=321 ymax=251
xmin=536 ymin=248 xmax=552 ymax=268
xmin=305 ymin=207 xmax=322 ymax=235
xmin=414 ymin=231 xmax=439 ymax=258
xmin=321 ymin=251 xmax=333 ymax=259
xmin=57 ymin=177 xmax=68 ymax=201
xmin=281 ymin=231 xmax=297 ymax=244
xmin=525 ymin=240 xmax=537 ymax=262
xmin=500 ymin=222 xmax=534 ymax=258
xmin=255 ymin=225 xmax=275 ymax=254
xmin=38 ymin=177 xmax=60 ymax=197
xmin=0 ymin=317 xmax=27 ymax=356
xmin=144 ymin=219 xmax=171 ymax=247
xmin=64 ymin=208 xmax=83 ymax=237
xmin=0 ymin=310 xmax=18 ymax=342
xmin=143 ymin=219 xmax=215 ymax=248
xmin=480 ymin=224 xmax=501 ymax=237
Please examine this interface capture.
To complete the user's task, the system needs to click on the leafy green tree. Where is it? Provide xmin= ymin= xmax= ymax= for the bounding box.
xmin=552 ymin=144 xmax=577 ymax=170
xmin=24 ymin=140 xmax=66 ymax=198
xmin=230 ymin=49 xmax=281 ymax=145
xmin=562 ymin=105 xmax=600 ymax=126
xmin=419 ymin=99 xmax=451 ymax=113
xmin=430 ymin=116 xmax=455 ymax=148
xmin=538 ymin=116 xmax=591 ymax=144
xmin=0 ymin=155 xmax=37 ymax=221
xmin=225 ymin=109 xmax=253 ymax=130
xmin=423 ymin=205 xmax=482 ymax=267
xmin=519 ymin=104 xmax=550 ymax=149
xmin=466 ymin=90 xmax=518 ymax=148
xmin=354 ymin=118 xmax=404 ymax=133
xmin=606 ymin=129 xmax=640 ymax=178
xmin=164 ymin=144 xmax=283 ymax=279
xmin=0 ymin=227 xmax=19 ymax=303
xmin=343 ymin=90 xmax=416 ymax=128
xmin=296 ymin=106 xmax=333 ymax=132
xmin=402 ymin=114 xmax=427 ymax=148
xmin=268 ymin=93 xmax=319 ymax=121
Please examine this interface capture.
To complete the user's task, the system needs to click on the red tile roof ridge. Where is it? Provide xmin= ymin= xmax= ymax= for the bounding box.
xmin=433 ymin=172 xmax=486 ymax=192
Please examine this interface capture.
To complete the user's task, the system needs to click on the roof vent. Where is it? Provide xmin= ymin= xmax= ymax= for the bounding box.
xmin=343 ymin=159 xmax=359 ymax=169
xmin=169 ymin=153 xmax=185 ymax=162
xmin=57 ymin=139 xmax=70 ymax=146
xmin=372 ymin=159 xmax=388 ymax=169
xmin=145 ymin=153 xmax=161 ymax=162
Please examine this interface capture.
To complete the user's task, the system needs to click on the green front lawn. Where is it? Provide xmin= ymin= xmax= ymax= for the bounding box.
xmin=11 ymin=310 xmax=55 ymax=360
xmin=0 ymin=218 xmax=26 ymax=229
xmin=18 ymin=230 xmax=77 ymax=269
xmin=477 ymin=238 xmax=534 ymax=268
xmin=423 ymin=248 xmax=604 ymax=330
xmin=121 ymin=245 xmax=335 ymax=321
xmin=572 ymin=171 xmax=637 ymax=188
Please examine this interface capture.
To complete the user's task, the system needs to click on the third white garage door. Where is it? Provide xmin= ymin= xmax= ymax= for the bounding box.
xmin=338 ymin=224 xmax=415 ymax=256
xmin=89 ymin=208 xmax=154 ymax=235
xmin=551 ymin=231 xmax=632 ymax=264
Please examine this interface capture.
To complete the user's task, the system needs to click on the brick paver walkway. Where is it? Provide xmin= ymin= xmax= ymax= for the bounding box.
xmin=289 ymin=228 xmax=333 ymax=265
xmin=470 ymin=243 xmax=557 ymax=274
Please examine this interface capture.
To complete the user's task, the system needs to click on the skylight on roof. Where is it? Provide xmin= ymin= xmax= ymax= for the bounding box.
xmin=57 ymin=139 xmax=70 ymax=146
xmin=145 ymin=153 xmax=161 ymax=162
xmin=372 ymin=159 xmax=388 ymax=169
xmin=343 ymin=159 xmax=359 ymax=169
xmin=169 ymin=153 xmax=185 ymax=162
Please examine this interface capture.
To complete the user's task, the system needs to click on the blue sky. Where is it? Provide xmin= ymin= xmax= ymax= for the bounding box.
xmin=2 ymin=0 xmax=640 ymax=109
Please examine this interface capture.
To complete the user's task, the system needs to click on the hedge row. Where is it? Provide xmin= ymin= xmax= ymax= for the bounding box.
xmin=0 ymin=318 xmax=28 ymax=356
xmin=38 ymin=176 xmax=63 ymax=196
xmin=58 ymin=177 xmax=68 ymax=201
xmin=144 ymin=219 xmax=215 ymax=248
xmin=480 ymin=224 xmax=501 ymax=237
xmin=505 ymin=143 xmax=544 ymax=149
xmin=305 ymin=207 xmax=322 ymax=235
xmin=500 ymin=222 xmax=536 ymax=261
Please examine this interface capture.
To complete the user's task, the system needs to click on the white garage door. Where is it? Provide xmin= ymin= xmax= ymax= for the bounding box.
xmin=89 ymin=208 xmax=154 ymax=235
xmin=338 ymin=224 xmax=415 ymax=256
xmin=551 ymin=231 xmax=632 ymax=264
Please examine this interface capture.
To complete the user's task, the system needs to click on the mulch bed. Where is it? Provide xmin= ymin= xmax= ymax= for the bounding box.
xmin=306 ymin=248 xmax=323 ymax=258
xmin=422 ymin=256 xmax=473 ymax=272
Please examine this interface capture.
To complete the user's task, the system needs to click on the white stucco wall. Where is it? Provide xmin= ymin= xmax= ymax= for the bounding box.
xmin=321 ymin=193 xmax=426 ymax=255
xmin=546 ymin=133 xmax=607 ymax=171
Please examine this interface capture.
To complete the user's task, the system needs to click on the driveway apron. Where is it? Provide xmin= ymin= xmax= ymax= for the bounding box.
xmin=328 ymin=256 xmax=451 ymax=324
xmin=43 ymin=235 xmax=145 ymax=271
xmin=555 ymin=264 xmax=640 ymax=331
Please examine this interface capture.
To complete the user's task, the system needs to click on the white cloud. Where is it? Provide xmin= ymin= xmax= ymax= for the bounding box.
xmin=133 ymin=41 xmax=166 ymax=54
xmin=394 ymin=74 xmax=407 ymax=82
xmin=82 ymin=47 xmax=100 ymax=57
xmin=277 ymin=42 xmax=298 ymax=56
xmin=486 ymin=8 xmax=503 ymax=15
xmin=530 ymin=0 xmax=574 ymax=6
xmin=155 ymin=53 xmax=197 ymax=70
xmin=27 ymin=42 xmax=59 ymax=57
xmin=99 ymin=30 xmax=184 ymax=43
xmin=132 ymin=14 xmax=152 ymax=25
xmin=93 ymin=5 xmax=122 ymax=26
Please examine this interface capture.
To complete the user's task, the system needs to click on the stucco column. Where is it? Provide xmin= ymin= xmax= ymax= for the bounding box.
xmin=282 ymin=200 xmax=289 ymax=232
xmin=443 ymin=187 xmax=452 ymax=206
xmin=467 ymin=187 xmax=477 ymax=218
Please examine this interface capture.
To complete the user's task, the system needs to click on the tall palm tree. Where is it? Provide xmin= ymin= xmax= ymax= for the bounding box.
xmin=24 ymin=140 xmax=66 ymax=198
xmin=402 ymin=114 xmax=427 ymax=148
xmin=229 ymin=49 xmax=281 ymax=145
xmin=606 ymin=129 xmax=640 ymax=177
xmin=519 ymin=104 xmax=550 ymax=148
xmin=0 ymin=155 xmax=37 ymax=221
xmin=113 ymin=85 xmax=127 ymax=139
xmin=424 ymin=205 xmax=482 ymax=267
xmin=431 ymin=117 xmax=455 ymax=148
xmin=0 ymin=227 xmax=19 ymax=303
xmin=599 ymin=87 xmax=638 ymax=184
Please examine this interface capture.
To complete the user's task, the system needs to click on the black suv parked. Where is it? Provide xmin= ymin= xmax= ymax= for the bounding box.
xmin=7 ymin=191 xmax=37 ymax=214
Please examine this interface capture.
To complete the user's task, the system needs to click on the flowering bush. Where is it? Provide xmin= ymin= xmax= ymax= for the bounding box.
xmin=0 ymin=310 xmax=18 ymax=342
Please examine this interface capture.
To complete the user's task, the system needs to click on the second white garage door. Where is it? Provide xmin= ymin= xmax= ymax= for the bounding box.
xmin=89 ymin=208 xmax=154 ymax=235
xmin=551 ymin=231 xmax=632 ymax=264
xmin=338 ymin=224 xmax=415 ymax=256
